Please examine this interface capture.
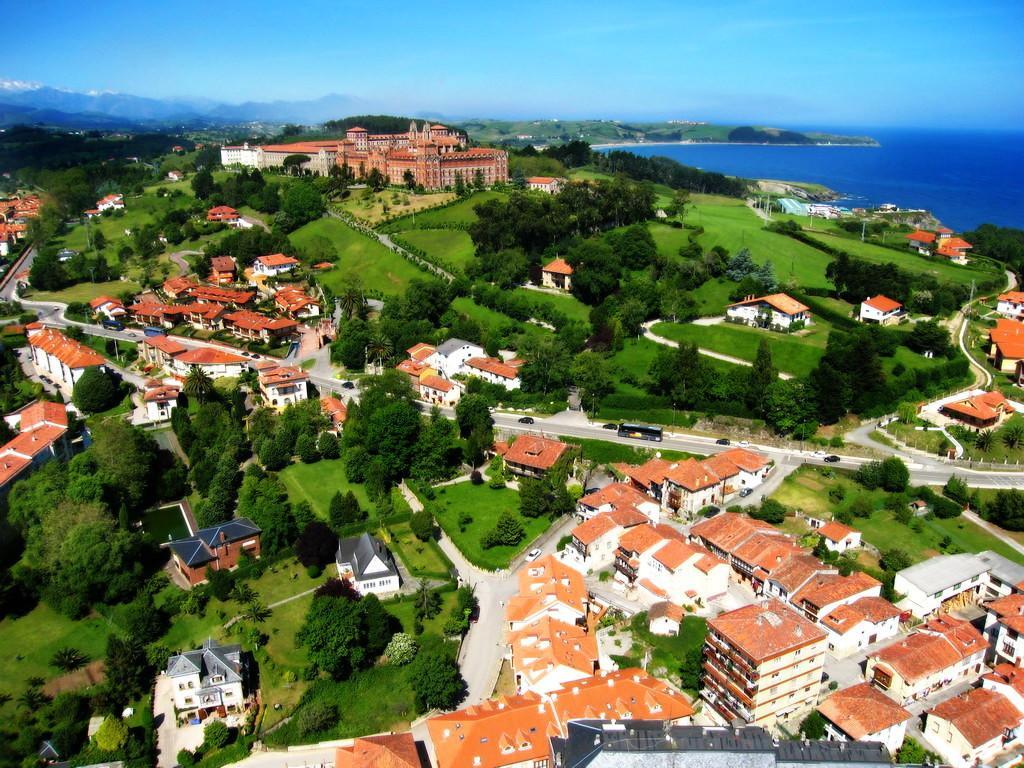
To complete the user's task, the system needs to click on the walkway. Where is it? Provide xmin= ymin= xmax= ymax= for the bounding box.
xmin=166 ymin=249 xmax=201 ymax=276
xmin=641 ymin=319 xmax=794 ymax=380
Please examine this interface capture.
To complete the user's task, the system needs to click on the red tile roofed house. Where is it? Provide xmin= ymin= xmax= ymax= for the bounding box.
xmin=95 ymin=193 xmax=124 ymax=212
xmin=221 ymin=310 xmax=297 ymax=343
xmin=997 ymin=291 xmax=1024 ymax=320
xmin=817 ymin=682 xmax=912 ymax=754
xmin=140 ymin=334 xmax=188 ymax=369
xmin=866 ymin=613 xmax=987 ymax=703
xmin=334 ymin=733 xmax=419 ymax=768
xmin=162 ymin=276 xmax=198 ymax=299
xmin=208 ymin=256 xmax=237 ymax=285
xmin=925 ymin=687 xmax=1024 ymax=768
xmin=274 ymin=286 xmax=320 ymax=318
xmin=508 ymin=615 xmax=598 ymax=694
xmin=506 ymin=554 xmax=589 ymax=630
xmin=576 ymin=481 xmax=660 ymax=523
xmin=526 ymin=176 xmax=565 ymax=194
xmin=983 ymin=663 xmax=1024 ymax=720
xmin=989 ymin=319 xmax=1024 ymax=373
xmin=143 ymin=383 xmax=181 ymax=422
xmin=817 ymin=520 xmax=862 ymax=553
xmin=407 ymin=342 xmax=436 ymax=362
xmin=170 ymin=346 xmax=249 ymax=379
xmin=180 ymin=302 xmax=226 ymax=331
xmin=905 ymin=229 xmax=937 ymax=253
xmin=688 ymin=512 xmax=787 ymax=567
xmin=418 ymin=372 xmax=461 ymax=407
xmin=859 ymin=295 xmax=905 ymax=325
xmin=320 ymin=396 xmax=347 ymax=433
xmin=941 ymin=390 xmax=1015 ymax=429
xmin=500 ymin=435 xmax=570 ymax=478
xmin=703 ymin=600 xmax=827 ymax=727
xmin=0 ymin=401 xmax=70 ymax=496
xmin=541 ymin=257 xmax=573 ymax=291
xmin=258 ymin=365 xmax=308 ymax=409
xmin=729 ymin=532 xmax=805 ymax=592
xmin=649 ymin=601 xmax=686 ymax=635
xmin=790 ymin=571 xmax=882 ymax=622
xmin=187 ymin=285 xmax=255 ymax=307
xmin=565 ymin=508 xmax=647 ymax=572
xmin=465 ymin=356 xmax=521 ymax=390
xmin=548 ymin=667 xmax=693 ymax=725
xmin=763 ymin=552 xmax=836 ymax=602
xmin=935 ymin=236 xmax=973 ymax=262
xmin=26 ymin=327 xmax=106 ymax=388
xmin=726 ymin=293 xmax=811 ymax=330
xmin=89 ymin=295 xmax=126 ymax=319
xmin=206 ymin=205 xmax=241 ymax=223
xmin=640 ymin=536 xmax=730 ymax=607
xmin=820 ymin=595 xmax=902 ymax=658
xmin=253 ymin=253 xmax=300 ymax=277
xmin=983 ymin=593 xmax=1024 ymax=666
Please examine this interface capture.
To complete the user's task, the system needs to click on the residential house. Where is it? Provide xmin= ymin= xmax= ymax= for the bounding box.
xmin=727 ymin=532 xmax=805 ymax=593
xmin=167 ymin=170 xmax=185 ymax=181
xmin=526 ymin=176 xmax=565 ymax=194
xmin=564 ymin=507 xmax=647 ymax=572
xmin=988 ymin=319 xmax=1024 ymax=373
xmin=221 ymin=310 xmax=298 ymax=343
xmin=509 ymin=616 xmax=598 ymax=694
xmin=0 ymin=401 xmax=70 ymax=496
xmin=257 ymin=364 xmax=308 ymax=409
xmin=336 ymin=533 xmax=400 ymax=595
xmin=140 ymin=334 xmax=188 ymax=370
xmin=688 ymin=512 xmax=791 ymax=577
xmin=396 ymin=343 xmax=437 ymax=384
xmin=817 ymin=682 xmax=912 ymax=755
xmin=545 ymin=669 xmax=693 ymax=727
xmin=419 ymin=373 xmax=461 ymax=406
xmin=763 ymin=553 xmax=836 ymax=603
xmin=162 ymin=276 xmax=198 ymax=299
xmin=96 ymin=193 xmax=124 ymax=212
xmin=636 ymin=536 xmax=730 ymax=608
xmin=790 ymin=572 xmax=882 ymax=623
xmin=334 ymin=734 xmax=420 ymax=768
xmin=170 ymin=347 xmax=249 ymax=379
xmin=165 ymin=638 xmax=250 ymax=717
xmin=924 ymin=687 xmax=1023 ymax=768
xmin=425 ymin=338 xmax=485 ymax=379
xmin=26 ymin=326 xmax=106 ymax=388
xmin=187 ymin=285 xmax=255 ymax=307
xmin=274 ymin=286 xmax=320 ymax=318
xmin=649 ymin=602 xmax=685 ymax=636
xmin=252 ymin=253 xmax=299 ymax=277
xmin=506 ymin=555 xmax=589 ymax=631
xmin=541 ymin=257 xmax=573 ymax=291
xmin=894 ymin=550 xmax=1024 ymax=618
xmin=815 ymin=520 xmax=862 ymax=553
xmin=89 ymin=295 xmax=126 ymax=320
xmin=726 ymin=293 xmax=811 ymax=330
xmin=865 ymin=614 xmax=987 ymax=703
xmin=498 ymin=435 xmax=570 ymax=478
xmin=320 ymin=396 xmax=347 ymax=433
xmin=143 ymin=383 xmax=180 ymax=422
xmin=465 ymin=356 xmax=522 ymax=390
xmin=859 ymin=295 xmax=904 ymax=325
xmin=819 ymin=596 xmax=903 ymax=658
xmin=997 ymin=291 xmax=1024 ymax=320
xmin=936 ymin=236 xmax=972 ymax=262
xmin=702 ymin=601 xmax=827 ymax=728
xmin=905 ymin=229 xmax=937 ymax=254
xmin=207 ymin=205 xmax=242 ymax=224
xmin=209 ymin=256 xmax=237 ymax=285
xmin=168 ymin=518 xmax=262 ymax=585
xmin=613 ymin=523 xmax=686 ymax=594
xmin=576 ymin=482 xmax=661 ymax=523
xmin=983 ymin=593 xmax=1024 ymax=665
xmin=940 ymin=390 xmax=1015 ymax=429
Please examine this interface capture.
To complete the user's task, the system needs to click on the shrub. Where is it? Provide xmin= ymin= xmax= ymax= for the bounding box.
xmin=177 ymin=750 xmax=196 ymax=767
xmin=384 ymin=632 xmax=419 ymax=665
xmin=306 ymin=563 xmax=323 ymax=578
xmin=294 ymin=701 xmax=338 ymax=737
xmin=470 ymin=470 xmax=483 ymax=485
xmin=410 ymin=508 xmax=435 ymax=541
xmin=72 ymin=368 xmax=121 ymax=413
xmin=206 ymin=569 xmax=235 ymax=601
xmin=202 ymin=720 xmax=231 ymax=751
xmin=93 ymin=716 xmax=128 ymax=752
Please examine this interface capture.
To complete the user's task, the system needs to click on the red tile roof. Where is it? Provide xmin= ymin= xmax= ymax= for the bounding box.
xmin=2 ymin=425 xmax=67 ymax=461
xmin=502 ymin=435 xmax=569 ymax=472
xmin=572 ymin=513 xmax=618 ymax=546
xmin=862 ymin=295 xmax=902 ymax=313
xmin=176 ymin=347 xmax=248 ymax=366
xmin=466 ymin=356 xmax=519 ymax=380
xmin=506 ymin=555 xmax=587 ymax=624
xmin=420 ymin=374 xmax=454 ymax=393
xmin=728 ymin=292 xmax=809 ymax=315
xmin=210 ymin=256 xmax=236 ymax=272
xmin=542 ymin=257 xmax=573 ymax=275
xmin=942 ymin=390 xmax=1014 ymax=422
xmin=548 ymin=668 xmax=693 ymax=723
xmin=818 ymin=682 xmax=911 ymax=740
xmin=407 ymin=342 xmax=436 ymax=362
xmin=690 ymin=512 xmax=783 ymax=555
xmin=334 ymin=733 xmax=419 ymax=768
xmin=89 ymin=295 xmax=123 ymax=309
xmin=259 ymin=365 xmax=308 ymax=387
xmin=818 ymin=520 xmax=858 ymax=543
xmin=578 ymin=482 xmax=651 ymax=512
xmin=871 ymin=614 xmax=984 ymax=683
xmin=905 ymin=230 xmax=936 ymax=244
xmin=928 ymin=688 xmax=1022 ymax=748
xmin=27 ymin=328 xmax=105 ymax=369
xmin=188 ymin=285 xmax=255 ymax=305
xmin=708 ymin=601 xmax=826 ymax=663
xmin=792 ymin=571 xmax=880 ymax=611
xmin=998 ymin=291 xmax=1024 ymax=304
xmin=321 ymin=396 xmax=347 ymax=427
xmin=223 ymin=310 xmax=297 ymax=333
xmin=509 ymin=616 xmax=598 ymax=685
xmin=207 ymin=205 xmax=239 ymax=221
xmin=16 ymin=400 xmax=69 ymax=430
xmin=0 ymin=454 xmax=32 ymax=487
xmin=821 ymin=596 xmax=901 ymax=635
xmin=143 ymin=385 xmax=181 ymax=402
xmin=143 ymin=335 xmax=188 ymax=356
xmin=256 ymin=253 xmax=299 ymax=268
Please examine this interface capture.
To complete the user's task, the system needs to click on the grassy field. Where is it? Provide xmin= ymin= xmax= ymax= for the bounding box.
xmin=512 ymin=288 xmax=592 ymax=325
xmin=289 ymin=218 xmax=426 ymax=296
xmin=687 ymin=279 xmax=738 ymax=316
xmin=450 ymin=296 xmax=550 ymax=343
xmin=28 ymin=279 xmax=143 ymax=304
xmin=647 ymin=222 xmax=694 ymax=260
xmin=384 ymin=590 xmax=459 ymax=636
xmin=426 ymin=483 xmax=549 ymax=571
xmin=628 ymin=613 xmax=706 ymax=692
xmin=339 ymin=189 xmax=455 ymax=226
xmin=278 ymin=458 xmax=374 ymax=518
xmin=955 ymin=414 xmax=1024 ymax=464
xmin=651 ymin=320 xmax=828 ymax=377
xmin=386 ymin=521 xmax=452 ymax=579
xmin=395 ymin=228 xmax=476 ymax=273
xmin=564 ymin=437 xmax=698 ymax=466
xmin=386 ymin=190 xmax=507 ymax=229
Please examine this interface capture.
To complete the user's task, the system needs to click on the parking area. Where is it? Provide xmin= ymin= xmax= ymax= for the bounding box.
xmin=153 ymin=675 xmax=205 ymax=768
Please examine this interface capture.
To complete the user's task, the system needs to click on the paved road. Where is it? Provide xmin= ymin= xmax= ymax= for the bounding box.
xmin=641 ymin=319 xmax=794 ymax=380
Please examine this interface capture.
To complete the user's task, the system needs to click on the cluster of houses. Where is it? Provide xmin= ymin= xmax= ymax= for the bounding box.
xmin=83 ymin=193 xmax=125 ymax=218
xmin=397 ymin=338 xmax=524 ymax=405
xmin=0 ymin=193 xmax=38 ymax=256
xmin=0 ymin=400 xmax=72 ymax=497
xmin=905 ymin=227 xmax=973 ymax=263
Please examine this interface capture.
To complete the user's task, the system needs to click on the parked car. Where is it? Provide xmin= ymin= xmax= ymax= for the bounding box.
xmin=519 ymin=416 xmax=535 ymax=424
xmin=341 ymin=381 xmax=355 ymax=389
xmin=716 ymin=438 xmax=731 ymax=445
xmin=525 ymin=548 xmax=542 ymax=562
xmin=739 ymin=487 xmax=753 ymax=497
xmin=738 ymin=440 xmax=751 ymax=447
xmin=824 ymin=455 xmax=841 ymax=463
xmin=812 ymin=450 xmax=827 ymax=458
xmin=602 ymin=423 xmax=619 ymax=430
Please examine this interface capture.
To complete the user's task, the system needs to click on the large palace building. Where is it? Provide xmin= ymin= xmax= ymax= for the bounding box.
xmin=220 ymin=122 xmax=507 ymax=190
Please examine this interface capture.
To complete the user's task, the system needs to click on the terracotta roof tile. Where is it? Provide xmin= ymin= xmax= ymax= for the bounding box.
xmin=728 ymin=292 xmax=809 ymax=315
xmin=862 ymin=294 xmax=902 ymax=313
xmin=28 ymin=328 xmax=105 ymax=369
xmin=708 ymin=600 xmax=826 ymax=663
xmin=792 ymin=571 xmax=880 ymax=611
xmin=870 ymin=615 xmax=984 ymax=683
xmin=334 ymin=732 xmax=419 ymax=768
xmin=503 ymin=435 xmax=569 ymax=472
xmin=818 ymin=520 xmax=858 ymax=543
xmin=928 ymin=688 xmax=1022 ymax=748
xmin=818 ymin=682 xmax=911 ymax=740
xmin=542 ymin=257 xmax=573 ymax=275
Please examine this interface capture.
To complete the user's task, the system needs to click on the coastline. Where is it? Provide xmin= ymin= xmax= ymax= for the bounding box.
xmin=591 ymin=140 xmax=880 ymax=149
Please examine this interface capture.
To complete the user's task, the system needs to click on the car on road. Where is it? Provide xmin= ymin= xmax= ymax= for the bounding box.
xmin=518 ymin=416 xmax=535 ymax=424
xmin=739 ymin=487 xmax=753 ymax=497
xmin=824 ymin=455 xmax=841 ymax=463
xmin=602 ymin=422 xmax=619 ymax=430
xmin=250 ymin=354 xmax=261 ymax=360
xmin=341 ymin=381 xmax=355 ymax=390
xmin=812 ymin=450 xmax=827 ymax=458
xmin=525 ymin=548 xmax=542 ymax=562
xmin=716 ymin=438 xmax=731 ymax=445
xmin=738 ymin=440 xmax=751 ymax=447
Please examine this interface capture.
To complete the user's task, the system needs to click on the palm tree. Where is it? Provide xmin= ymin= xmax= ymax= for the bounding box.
xmin=242 ymin=601 xmax=271 ymax=624
xmin=231 ymin=583 xmax=256 ymax=605
xmin=18 ymin=687 xmax=48 ymax=712
xmin=365 ymin=331 xmax=393 ymax=374
xmin=338 ymin=281 xmax=365 ymax=321
xmin=183 ymin=365 xmax=214 ymax=403
xmin=50 ymin=647 xmax=88 ymax=672
xmin=975 ymin=429 xmax=995 ymax=452
xmin=1002 ymin=423 xmax=1024 ymax=450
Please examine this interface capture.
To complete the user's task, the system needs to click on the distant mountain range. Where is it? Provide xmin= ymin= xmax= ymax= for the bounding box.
xmin=0 ymin=79 xmax=370 ymax=128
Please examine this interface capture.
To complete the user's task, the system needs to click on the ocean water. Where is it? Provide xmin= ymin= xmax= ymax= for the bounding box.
xmin=597 ymin=128 xmax=1024 ymax=231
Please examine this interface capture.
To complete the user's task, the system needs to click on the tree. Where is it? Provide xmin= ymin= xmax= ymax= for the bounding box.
xmin=295 ymin=521 xmax=339 ymax=567
xmin=47 ymin=521 xmax=143 ymax=617
xmin=519 ymin=477 xmax=551 ymax=519
xmin=295 ymin=701 xmax=338 ymax=737
xmin=409 ymin=649 xmax=465 ymax=711
xmin=481 ymin=511 xmax=524 ymax=549
xmin=93 ymin=715 xmax=129 ymax=752
xmin=183 ymin=365 xmax=215 ymax=404
xmin=412 ymin=410 xmax=460 ymax=482
xmin=296 ymin=593 xmax=369 ymax=679
xmin=192 ymin=169 xmax=215 ymax=200
xmin=329 ymin=490 xmax=364 ymax=529
xmin=1003 ymin=422 xmax=1024 ymax=449
xmin=337 ymin=282 xmax=366 ymax=322
xmin=750 ymin=498 xmax=786 ymax=524
xmin=71 ymin=367 xmax=120 ymax=413
xmin=943 ymin=475 xmax=970 ymax=506
xmin=282 ymin=181 xmax=325 ymax=227
xmin=986 ymin=489 xmax=1024 ymax=531
xmin=746 ymin=340 xmax=777 ymax=415
xmin=879 ymin=457 xmax=910 ymax=492
xmin=455 ymin=394 xmax=493 ymax=438
xmin=410 ymin=508 xmax=435 ymax=541
xmin=317 ymin=431 xmax=340 ymax=459
xmin=365 ymin=330 xmax=394 ymax=372
xmin=296 ymin=432 xmax=320 ymax=463
xmin=906 ymin=320 xmax=951 ymax=356
xmin=202 ymin=720 xmax=231 ymax=751
xmin=799 ymin=711 xmax=826 ymax=740
xmin=896 ymin=737 xmax=938 ymax=765
xmin=571 ymin=352 xmax=613 ymax=414
xmin=678 ymin=646 xmax=703 ymax=692
xmin=976 ymin=428 xmax=995 ymax=452
xmin=384 ymin=632 xmax=418 ymax=665
xmin=413 ymin=582 xmax=443 ymax=622
xmin=402 ymin=169 xmax=416 ymax=190
xmin=103 ymin=635 xmax=150 ymax=705
xmin=881 ymin=548 xmax=912 ymax=573
xmin=50 ymin=647 xmax=88 ymax=672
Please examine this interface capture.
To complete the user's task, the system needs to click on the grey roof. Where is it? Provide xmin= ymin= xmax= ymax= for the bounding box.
xmin=550 ymin=721 xmax=895 ymax=768
xmin=435 ymin=338 xmax=478 ymax=357
xmin=166 ymin=638 xmax=244 ymax=688
xmin=168 ymin=517 xmax=261 ymax=567
xmin=896 ymin=550 xmax=1022 ymax=593
xmin=336 ymin=532 xmax=399 ymax=582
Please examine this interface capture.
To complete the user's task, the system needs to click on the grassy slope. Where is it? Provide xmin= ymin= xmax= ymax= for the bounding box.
xmin=29 ymin=279 xmax=143 ymax=304
xmin=278 ymin=457 xmax=374 ymax=517
xmin=512 ymin=288 xmax=592 ymax=324
xmin=450 ymin=296 xmax=550 ymax=342
xmin=395 ymin=229 xmax=476 ymax=273
xmin=289 ymin=218 xmax=426 ymax=296
xmin=392 ymin=190 xmax=507 ymax=229
xmin=339 ymin=189 xmax=455 ymax=226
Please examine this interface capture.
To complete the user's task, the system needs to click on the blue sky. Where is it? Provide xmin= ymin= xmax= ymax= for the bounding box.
xmin=4 ymin=0 xmax=1023 ymax=128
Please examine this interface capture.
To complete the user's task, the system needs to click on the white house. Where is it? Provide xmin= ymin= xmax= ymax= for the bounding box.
xmin=508 ymin=615 xmax=598 ymax=695
xmin=983 ymin=593 xmax=1024 ymax=665
xmin=894 ymin=550 xmax=1024 ymax=618
xmin=820 ymin=595 xmax=903 ymax=658
xmin=96 ymin=193 xmax=124 ymax=212
xmin=814 ymin=520 xmax=862 ymax=554
xmin=576 ymin=482 xmax=661 ymax=524
xmin=336 ymin=533 xmax=400 ymax=596
xmin=818 ymin=682 xmax=912 ymax=755
xmin=997 ymin=291 xmax=1024 ymax=320
xmin=789 ymin=571 xmax=882 ymax=624
xmin=257 ymin=364 xmax=308 ymax=409
xmin=143 ymin=384 xmax=180 ymax=422
xmin=526 ymin=176 xmax=565 ymax=194
xmin=89 ymin=295 xmax=126 ymax=320
xmin=648 ymin=602 xmax=684 ymax=636
xmin=220 ymin=143 xmax=261 ymax=167
xmin=170 ymin=347 xmax=250 ymax=379
xmin=165 ymin=639 xmax=248 ymax=716
xmin=506 ymin=555 xmax=589 ymax=631
xmin=465 ymin=356 xmax=522 ymax=390
xmin=167 ymin=170 xmax=185 ymax=181
xmin=418 ymin=373 xmax=462 ymax=406
xmin=925 ymin=687 xmax=1024 ymax=768
xmin=252 ymin=253 xmax=300 ymax=277
xmin=859 ymin=295 xmax=905 ymax=325
xmin=636 ymin=536 xmax=731 ymax=608
xmin=726 ymin=293 xmax=811 ymax=330
xmin=425 ymin=338 xmax=485 ymax=380
xmin=565 ymin=507 xmax=647 ymax=572
xmin=27 ymin=326 xmax=106 ymax=389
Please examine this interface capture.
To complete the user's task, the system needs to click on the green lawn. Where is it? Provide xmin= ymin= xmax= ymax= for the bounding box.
xmin=28 ymin=279 xmax=143 ymax=304
xmin=278 ymin=458 xmax=374 ymax=519
xmin=955 ymin=414 xmax=1024 ymax=464
xmin=141 ymin=504 xmax=190 ymax=543
xmin=289 ymin=218 xmax=427 ymax=296
xmin=384 ymin=590 xmax=459 ymax=636
xmin=651 ymin=320 xmax=827 ymax=377
xmin=629 ymin=613 xmax=706 ymax=692
xmin=564 ymin=437 xmax=697 ymax=466
xmin=386 ymin=521 xmax=453 ymax=579
xmin=387 ymin=190 xmax=507 ymax=229
xmin=426 ymin=483 xmax=549 ymax=571
xmin=512 ymin=288 xmax=592 ymax=325
xmin=647 ymin=223 xmax=695 ymax=260
xmin=394 ymin=229 xmax=476 ymax=273
xmin=687 ymin=278 xmax=737 ymax=316
xmin=338 ymin=189 xmax=455 ymax=226
xmin=450 ymin=296 xmax=550 ymax=343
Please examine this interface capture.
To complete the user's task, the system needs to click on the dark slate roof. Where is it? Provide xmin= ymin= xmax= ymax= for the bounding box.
xmin=168 ymin=517 xmax=261 ymax=567
xmin=166 ymin=638 xmax=244 ymax=687
xmin=550 ymin=721 xmax=896 ymax=768
xmin=336 ymin=532 xmax=399 ymax=582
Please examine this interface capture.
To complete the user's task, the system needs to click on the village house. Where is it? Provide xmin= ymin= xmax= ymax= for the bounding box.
xmin=167 ymin=170 xmax=185 ymax=181
xmin=168 ymin=518 xmax=262 ymax=586
xmin=274 ymin=286 xmax=320 ymax=318
xmin=425 ymin=338 xmax=484 ymax=379
xmin=95 ymin=193 xmax=124 ymax=213
xmin=143 ymin=383 xmax=181 ymax=422
xmin=790 ymin=571 xmax=882 ymax=623
xmin=997 ymin=291 xmax=1024 ymax=320
xmin=688 ymin=512 xmax=793 ymax=580
xmin=89 ymin=295 xmax=126 ymax=320
xmin=817 ymin=682 xmax=912 ymax=755
xmin=320 ymin=396 xmax=347 ymax=433
xmin=564 ymin=506 xmax=648 ymax=572
xmin=26 ymin=326 xmax=106 ymax=388
xmin=814 ymin=519 xmax=862 ymax=553
xmin=334 ymin=734 xmax=420 ymax=768
xmin=257 ymin=364 xmax=308 ymax=409
xmin=221 ymin=310 xmax=298 ymax=343
xmin=726 ymin=293 xmax=811 ymax=330
xmin=336 ymin=533 xmax=400 ymax=596
xmin=497 ymin=435 xmax=570 ymax=478
xmin=253 ymin=253 xmax=300 ymax=277
xmin=865 ymin=614 xmax=987 ymax=704
xmin=0 ymin=401 xmax=71 ymax=496
xmin=988 ymin=318 xmax=1024 ymax=373
xmin=541 ymin=257 xmax=573 ymax=291
xmin=627 ymin=533 xmax=731 ymax=608
xmin=576 ymin=481 xmax=661 ymax=523
xmin=208 ymin=256 xmax=237 ymax=285
xmin=165 ymin=639 xmax=251 ymax=718
xmin=940 ymin=390 xmax=1015 ymax=429
xmin=526 ymin=176 xmax=565 ymax=194
xmin=905 ymin=229 xmax=938 ymax=254
xmin=207 ymin=205 xmax=251 ymax=228
xmin=859 ymin=295 xmax=905 ymax=325
xmin=983 ymin=593 xmax=1024 ymax=665
xmin=465 ymin=356 xmax=522 ymax=389
xmin=936 ymin=236 xmax=973 ymax=262
xmin=728 ymin=532 xmax=806 ymax=593
xmin=395 ymin=342 xmax=437 ymax=383
xmin=702 ymin=601 xmax=827 ymax=729
xmin=924 ymin=686 xmax=1023 ymax=768
xmin=762 ymin=553 xmax=836 ymax=603
xmin=187 ymin=285 xmax=255 ymax=307
xmin=162 ymin=276 xmax=198 ymax=299
xmin=506 ymin=555 xmax=590 ymax=631
xmin=418 ymin=373 xmax=461 ymax=406
xmin=140 ymin=334 xmax=189 ymax=370
xmin=893 ymin=550 xmax=1024 ymax=618
xmin=170 ymin=347 xmax=249 ymax=379
xmin=509 ymin=615 xmax=598 ymax=694
xmin=819 ymin=596 xmax=903 ymax=657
